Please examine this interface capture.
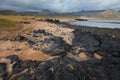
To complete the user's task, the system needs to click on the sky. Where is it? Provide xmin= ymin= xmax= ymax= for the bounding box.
xmin=0 ymin=0 xmax=120 ymax=12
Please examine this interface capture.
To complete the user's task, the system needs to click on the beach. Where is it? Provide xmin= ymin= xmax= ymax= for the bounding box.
xmin=0 ymin=19 xmax=120 ymax=80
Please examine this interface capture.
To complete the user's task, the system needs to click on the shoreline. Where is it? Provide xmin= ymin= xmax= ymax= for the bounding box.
xmin=0 ymin=20 xmax=120 ymax=80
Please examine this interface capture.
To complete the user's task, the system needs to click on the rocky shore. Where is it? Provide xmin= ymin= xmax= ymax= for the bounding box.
xmin=0 ymin=19 xmax=120 ymax=80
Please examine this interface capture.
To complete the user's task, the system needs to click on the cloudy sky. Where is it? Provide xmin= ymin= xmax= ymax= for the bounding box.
xmin=0 ymin=0 xmax=120 ymax=12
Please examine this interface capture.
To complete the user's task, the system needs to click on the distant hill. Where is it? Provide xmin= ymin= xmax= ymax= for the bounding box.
xmin=0 ymin=9 xmax=103 ymax=17
xmin=20 ymin=12 xmax=40 ymax=16
xmin=0 ymin=10 xmax=20 ymax=15
xmin=0 ymin=9 xmax=120 ymax=19
xmin=0 ymin=10 xmax=52 ymax=16
xmin=81 ymin=9 xmax=120 ymax=19
xmin=98 ymin=9 xmax=120 ymax=18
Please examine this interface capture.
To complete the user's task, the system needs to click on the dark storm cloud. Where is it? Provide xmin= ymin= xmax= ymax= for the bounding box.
xmin=0 ymin=0 xmax=120 ymax=12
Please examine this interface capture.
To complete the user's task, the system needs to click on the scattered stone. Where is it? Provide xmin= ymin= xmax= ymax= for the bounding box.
xmin=44 ymin=18 xmax=60 ymax=23
xmin=27 ymin=33 xmax=32 ymax=35
xmin=33 ymin=29 xmax=53 ymax=36
xmin=27 ymin=40 xmax=35 ymax=46
xmin=14 ymin=48 xmax=22 ymax=51
xmin=14 ymin=35 xmax=27 ymax=42
xmin=7 ymin=48 xmax=10 ymax=50
xmin=20 ymin=21 xmax=30 ymax=24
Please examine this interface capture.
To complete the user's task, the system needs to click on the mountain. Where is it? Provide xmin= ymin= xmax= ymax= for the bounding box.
xmin=0 ymin=9 xmax=120 ymax=19
xmin=0 ymin=9 xmax=53 ymax=16
xmin=0 ymin=10 xmax=20 ymax=15
xmin=98 ymin=9 xmax=120 ymax=17
xmin=80 ymin=9 xmax=120 ymax=19
xmin=20 ymin=11 xmax=40 ymax=16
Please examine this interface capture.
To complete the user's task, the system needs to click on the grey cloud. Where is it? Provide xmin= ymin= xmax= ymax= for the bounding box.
xmin=0 ymin=0 xmax=120 ymax=12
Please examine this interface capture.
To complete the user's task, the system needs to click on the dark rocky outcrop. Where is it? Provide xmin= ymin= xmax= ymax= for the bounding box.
xmin=93 ymin=34 xmax=120 ymax=52
xmin=72 ymin=29 xmax=100 ymax=53
xmin=6 ymin=55 xmax=19 ymax=63
xmin=20 ymin=21 xmax=31 ymax=24
xmin=14 ymin=35 xmax=35 ymax=46
xmin=75 ymin=19 xmax=88 ymax=21
xmin=14 ymin=48 xmax=22 ymax=51
xmin=14 ymin=35 xmax=28 ymax=42
xmin=44 ymin=18 xmax=60 ymax=23
xmin=5 ymin=21 xmax=120 ymax=80
xmin=13 ymin=30 xmax=71 ymax=56
xmin=0 ymin=55 xmax=120 ymax=80
xmin=41 ymin=37 xmax=71 ymax=56
xmin=0 ymin=63 xmax=6 ymax=80
xmin=33 ymin=29 xmax=53 ymax=36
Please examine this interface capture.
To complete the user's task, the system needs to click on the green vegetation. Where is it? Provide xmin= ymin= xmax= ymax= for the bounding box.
xmin=0 ymin=15 xmax=36 ymax=30
xmin=0 ymin=18 xmax=17 ymax=28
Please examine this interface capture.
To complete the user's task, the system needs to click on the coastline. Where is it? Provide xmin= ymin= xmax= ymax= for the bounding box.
xmin=0 ymin=19 xmax=120 ymax=80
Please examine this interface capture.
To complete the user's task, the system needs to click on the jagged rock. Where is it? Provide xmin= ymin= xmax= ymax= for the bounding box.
xmin=33 ymin=29 xmax=46 ymax=34
xmin=0 ymin=63 xmax=6 ymax=80
xmin=93 ymin=32 xmax=120 ymax=52
xmin=0 ymin=55 xmax=120 ymax=80
xmin=20 ymin=21 xmax=30 ymax=24
xmin=100 ymin=37 xmax=120 ymax=52
xmin=14 ymin=48 xmax=22 ymax=51
xmin=110 ymin=52 xmax=120 ymax=58
xmin=33 ymin=29 xmax=53 ymax=36
xmin=10 ymin=72 xmax=33 ymax=80
xmin=41 ymin=37 xmax=71 ymax=56
xmin=72 ymin=29 xmax=99 ymax=53
xmin=27 ymin=40 xmax=35 ymax=46
xmin=33 ymin=34 xmax=38 ymax=37
xmin=44 ymin=18 xmax=60 ymax=23
xmin=6 ymin=55 xmax=19 ymax=63
xmin=0 ymin=63 xmax=6 ymax=73
xmin=103 ymin=57 xmax=120 ymax=64
xmin=14 ymin=35 xmax=28 ymax=42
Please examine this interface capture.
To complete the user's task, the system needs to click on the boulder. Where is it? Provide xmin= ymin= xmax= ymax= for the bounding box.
xmin=14 ymin=48 xmax=22 ymax=51
xmin=14 ymin=35 xmax=28 ymax=42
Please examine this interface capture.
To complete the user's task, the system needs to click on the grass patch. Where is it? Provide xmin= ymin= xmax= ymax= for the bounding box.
xmin=0 ymin=18 xmax=17 ymax=27
xmin=0 ymin=18 xmax=17 ymax=30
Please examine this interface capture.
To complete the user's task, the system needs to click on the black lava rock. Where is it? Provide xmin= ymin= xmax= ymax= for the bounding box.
xmin=0 ymin=63 xmax=6 ymax=73
xmin=14 ymin=48 xmax=22 ymax=51
xmin=14 ymin=35 xmax=28 ymax=42
xmin=41 ymin=37 xmax=71 ymax=56
xmin=6 ymin=55 xmax=19 ymax=63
